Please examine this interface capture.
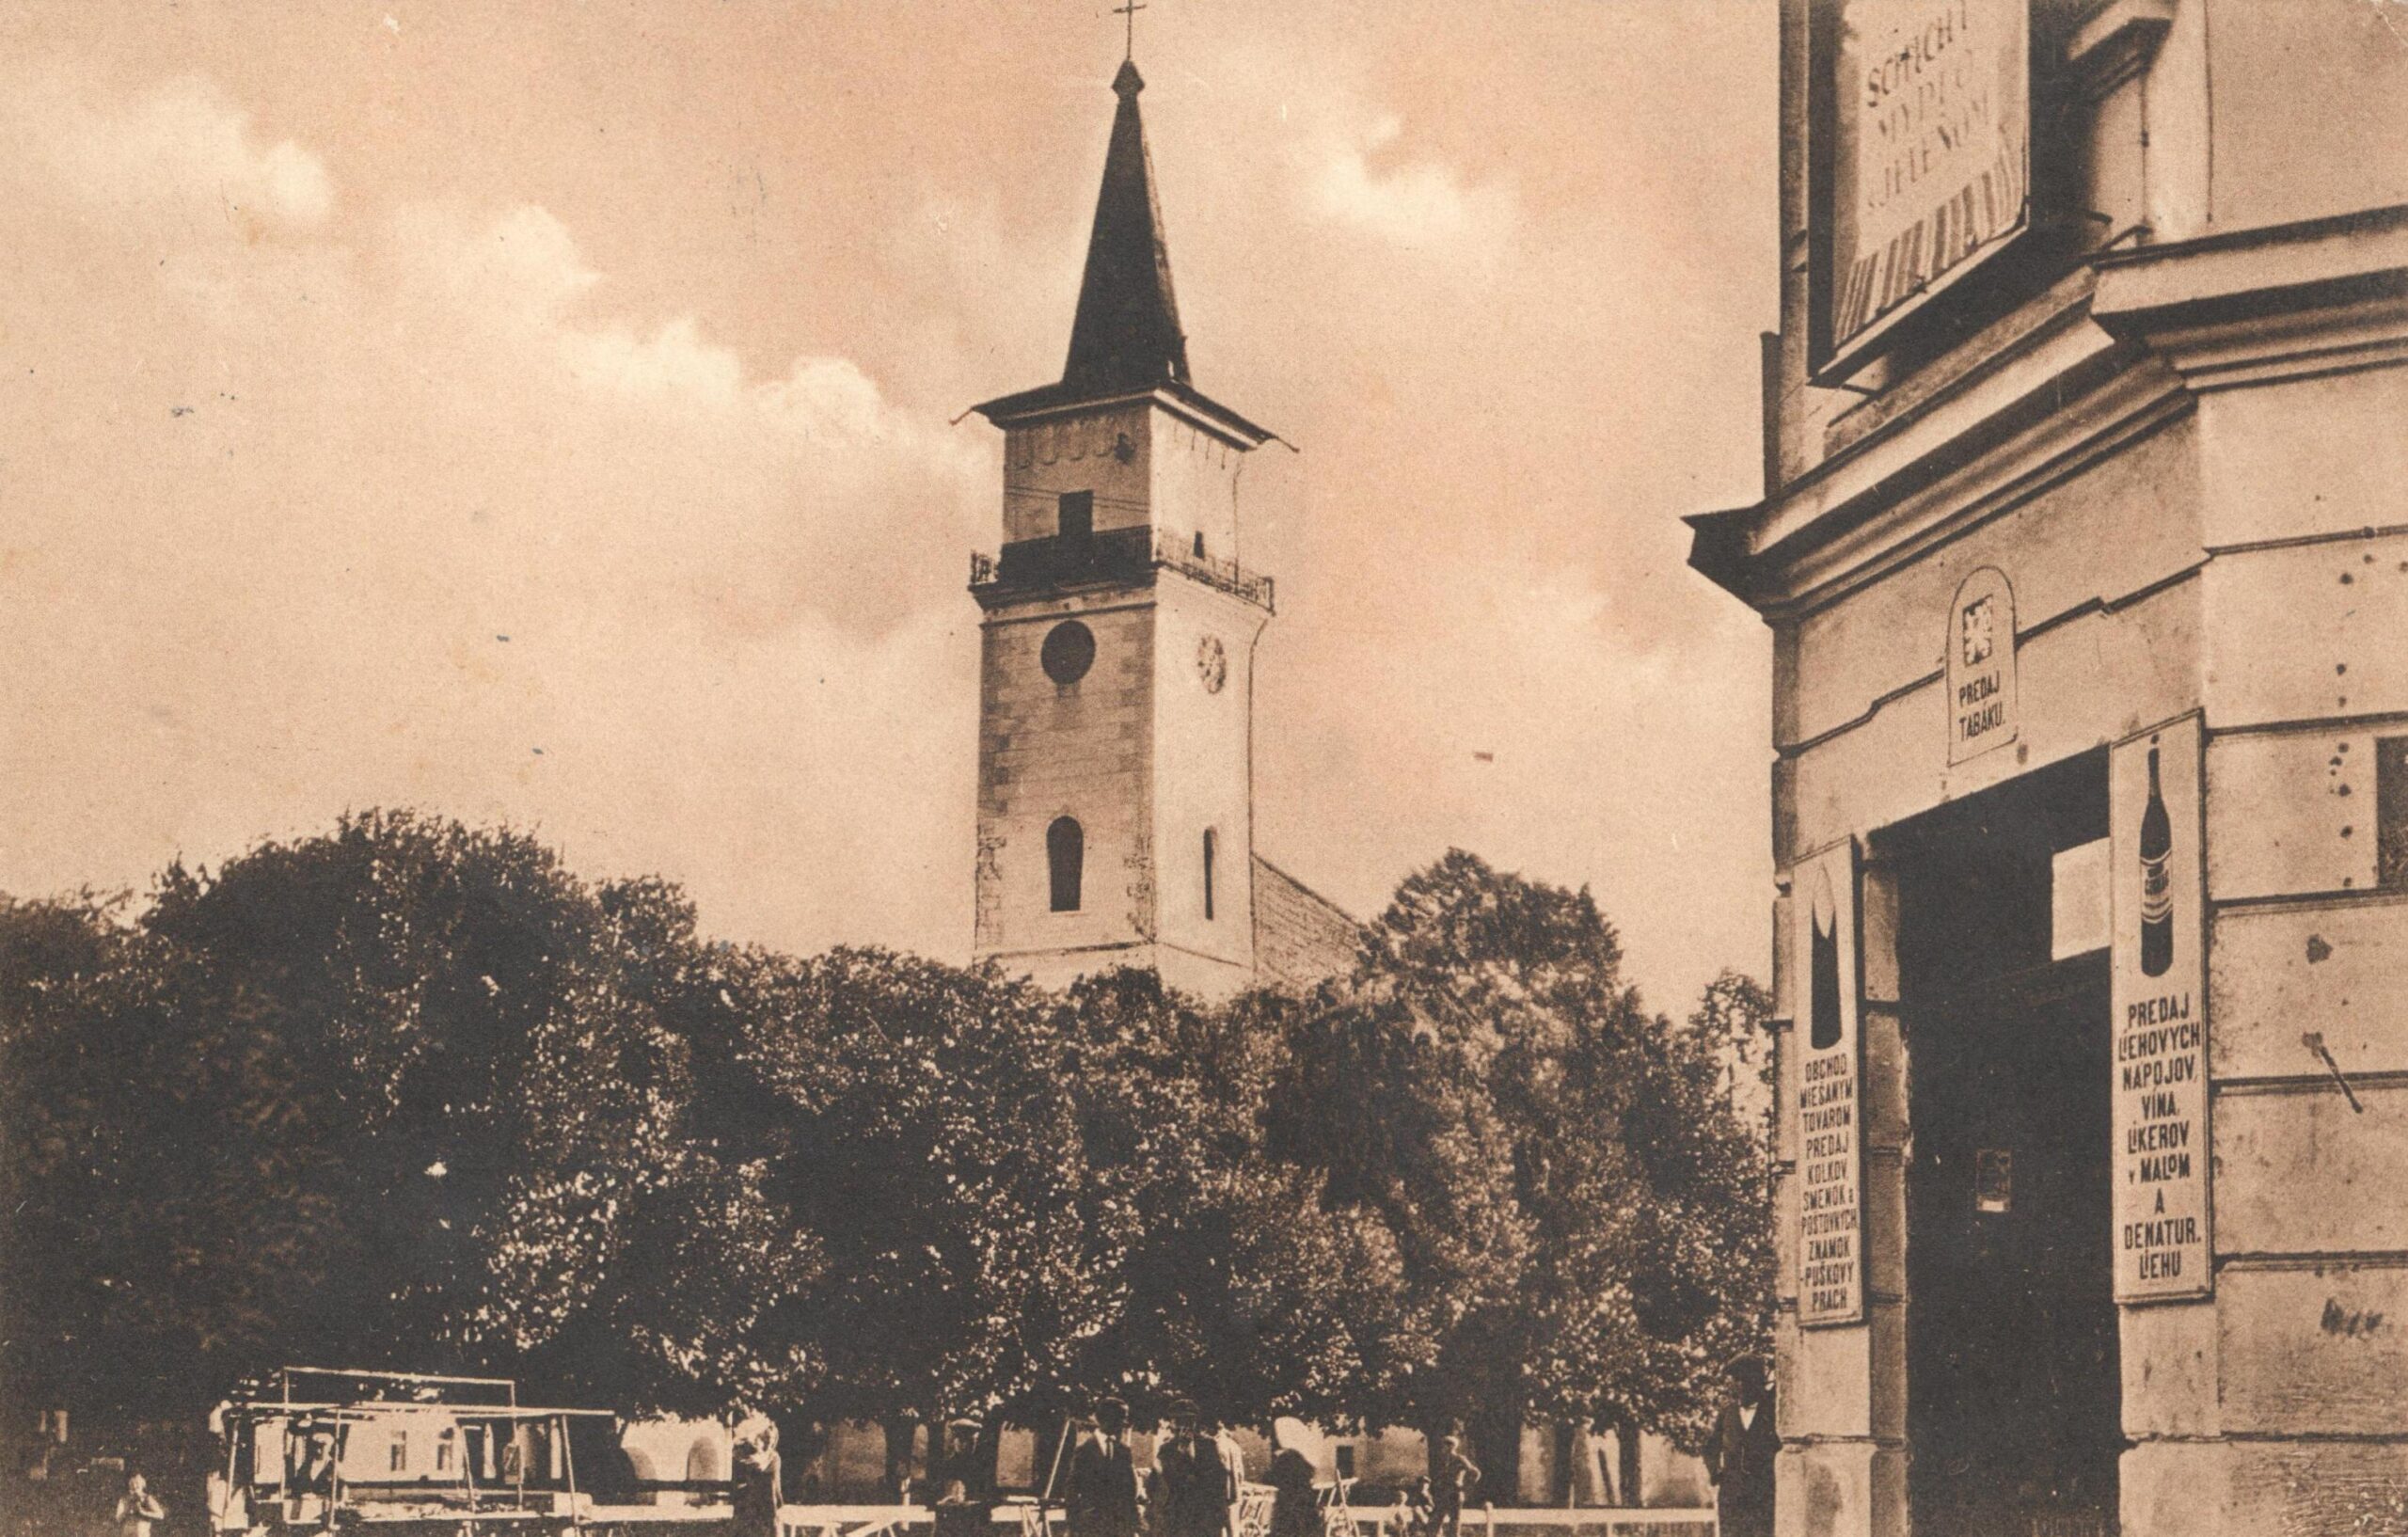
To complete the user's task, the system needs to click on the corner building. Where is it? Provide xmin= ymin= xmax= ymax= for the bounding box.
xmin=1689 ymin=4 xmax=2408 ymax=1534
xmin=968 ymin=62 xmax=1354 ymax=1000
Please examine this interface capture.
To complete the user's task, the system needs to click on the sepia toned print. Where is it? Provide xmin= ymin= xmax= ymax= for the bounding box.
xmin=4 ymin=4 xmax=2405 ymax=1537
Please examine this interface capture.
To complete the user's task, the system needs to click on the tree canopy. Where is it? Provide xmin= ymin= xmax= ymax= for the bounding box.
xmin=0 ymin=818 xmax=1767 ymax=1459
xmin=1262 ymin=850 xmax=1770 ymax=1460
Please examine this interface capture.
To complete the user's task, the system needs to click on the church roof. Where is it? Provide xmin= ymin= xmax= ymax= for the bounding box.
xmin=972 ymin=61 xmax=1274 ymax=448
xmin=1251 ymin=855 xmax=1364 ymax=989
xmin=1064 ymin=59 xmax=1188 ymax=397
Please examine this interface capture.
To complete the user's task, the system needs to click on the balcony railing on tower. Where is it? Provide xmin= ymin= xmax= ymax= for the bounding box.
xmin=969 ymin=528 xmax=1273 ymax=610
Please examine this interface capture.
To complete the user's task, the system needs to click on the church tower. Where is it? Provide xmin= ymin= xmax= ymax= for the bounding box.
xmin=968 ymin=59 xmax=1277 ymax=999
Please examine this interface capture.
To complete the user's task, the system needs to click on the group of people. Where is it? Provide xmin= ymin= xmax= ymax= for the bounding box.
xmin=1056 ymin=1354 xmax=1773 ymax=1537
xmin=98 ymin=1357 xmax=1769 ymax=1537
xmin=1059 ymin=1398 xmax=1241 ymax=1537
xmin=1057 ymin=1399 xmax=1481 ymax=1537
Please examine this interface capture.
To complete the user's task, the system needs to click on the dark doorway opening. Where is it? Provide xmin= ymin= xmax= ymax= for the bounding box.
xmin=1881 ymin=750 xmax=2121 ymax=1537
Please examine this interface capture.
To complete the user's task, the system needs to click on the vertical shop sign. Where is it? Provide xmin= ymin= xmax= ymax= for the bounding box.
xmin=2112 ymin=717 xmax=2211 ymax=1301
xmin=1795 ymin=840 xmax=1865 ymax=1326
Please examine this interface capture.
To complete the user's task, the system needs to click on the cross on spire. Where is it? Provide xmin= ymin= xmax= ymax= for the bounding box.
xmin=1114 ymin=0 xmax=1146 ymax=60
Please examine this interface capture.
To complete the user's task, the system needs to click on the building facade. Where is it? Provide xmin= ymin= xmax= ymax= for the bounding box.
xmin=1689 ymin=3 xmax=2408 ymax=1534
xmin=968 ymin=61 xmax=1354 ymax=999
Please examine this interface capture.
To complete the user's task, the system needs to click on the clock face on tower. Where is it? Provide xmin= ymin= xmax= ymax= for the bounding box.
xmin=1196 ymin=634 xmax=1227 ymax=693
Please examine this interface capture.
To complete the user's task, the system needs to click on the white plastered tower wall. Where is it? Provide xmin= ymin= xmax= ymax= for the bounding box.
xmin=1147 ymin=523 xmax=1266 ymax=998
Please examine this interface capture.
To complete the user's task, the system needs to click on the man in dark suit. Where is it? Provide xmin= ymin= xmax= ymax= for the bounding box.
xmin=1150 ymin=1400 xmax=1233 ymax=1537
xmin=1703 ymin=1355 xmax=1778 ymax=1537
xmin=1426 ymin=1433 xmax=1479 ymax=1537
xmin=1063 ymin=1399 xmax=1144 ymax=1537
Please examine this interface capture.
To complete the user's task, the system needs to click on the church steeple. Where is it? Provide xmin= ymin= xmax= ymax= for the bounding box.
xmin=974 ymin=63 xmax=1265 ymax=442
xmin=1061 ymin=60 xmax=1189 ymax=397
xmin=962 ymin=55 xmax=1281 ymax=1002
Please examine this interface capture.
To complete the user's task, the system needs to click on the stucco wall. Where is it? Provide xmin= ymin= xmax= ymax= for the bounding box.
xmin=1149 ymin=575 xmax=1263 ymax=994
xmin=1004 ymin=404 xmax=1151 ymax=543
xmin=975 ymin=593 xmax=1156 ymax=966
xmin=2201 ymin=0 xmax=2408 ymax=235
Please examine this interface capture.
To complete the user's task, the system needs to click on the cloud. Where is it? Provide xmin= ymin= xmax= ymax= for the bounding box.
xmin=8 ymin=72 xmax=332 ymax=230
xmin=1307 ymin=110 xmax=1515 ymax=255
xmin=402 ymin=202 xmax=599 ymax=319
xmin=0 ymin=15 xmax=1780 ymax=1013
xmin=0 ymin=68 xmax=988 ymax=961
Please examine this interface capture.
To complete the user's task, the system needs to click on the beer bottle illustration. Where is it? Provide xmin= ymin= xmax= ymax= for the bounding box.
xmin=1810 ymin=869 xmax=1842 ymax=1050
xmin=2139 ymin=745 xmax=2174 ymax=976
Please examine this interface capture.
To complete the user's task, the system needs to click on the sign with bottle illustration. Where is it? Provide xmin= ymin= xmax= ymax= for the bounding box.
xmin=1946 ymin=567 xmax=2018 ymax=763
xmin=2111 ymin=716 xmax=2211 ymax=1302
xmin=1793 ymin=840 xmax=1865 ymax=1327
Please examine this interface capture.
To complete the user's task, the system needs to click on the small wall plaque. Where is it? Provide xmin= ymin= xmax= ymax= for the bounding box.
xmin=1946 ymin=566 xmax=2019 ymax=765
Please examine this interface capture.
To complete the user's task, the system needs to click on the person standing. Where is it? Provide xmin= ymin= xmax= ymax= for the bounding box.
xmin=1264 ymin=1420 xmax=1320 ymax=1537
xmin=733 ymin=1420 xmax=784 ymax=1537
xmin=1064 ymin=1400 xmax=1144 ymax=1537
xmin=1150 ymin=1401 xmax=1232 ymax=1537
xmin=1425 ymin=1434 xmax=1479 ymax=1537
xmin=1209 ymin=1421 xmax=1249 ymax=1537
xmin=114 ymin=1473 xmax=166 ymax=1537
xmin=1703 ymin=1355 xmax=1777 ymax=1537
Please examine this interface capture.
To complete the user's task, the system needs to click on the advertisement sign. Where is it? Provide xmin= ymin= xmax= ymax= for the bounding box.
xmin=1817 ymin=0 xmax=2032 ymax=370
xmin=1793 ymin=841 xmax=1865 ymax=1326
xmin=1946 ymin=566 xmax=2019 ymax=764
xmin=2111 ymin=716 xmax=2211 ymax=1302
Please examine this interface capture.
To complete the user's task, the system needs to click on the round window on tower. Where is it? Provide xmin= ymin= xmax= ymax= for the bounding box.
xmin=1040 ymin=620 xmax=1096 ymax=685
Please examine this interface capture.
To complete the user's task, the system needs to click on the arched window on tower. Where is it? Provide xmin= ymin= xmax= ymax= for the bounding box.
xmin=1202 ymin=829 xmax=1217 ymax=921
xmin=1048 ymin=817 xmax=1084 ymax=912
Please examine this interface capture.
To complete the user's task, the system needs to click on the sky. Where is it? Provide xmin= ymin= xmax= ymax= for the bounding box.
xmin=0 ymin=1 xmax=1779 ymax=1013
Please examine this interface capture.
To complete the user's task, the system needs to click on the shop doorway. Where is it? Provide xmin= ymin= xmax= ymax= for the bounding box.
xmin=1882 ymin=752 xmax=2121 ymax=1537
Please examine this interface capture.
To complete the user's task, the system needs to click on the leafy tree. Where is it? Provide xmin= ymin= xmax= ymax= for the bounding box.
xmin=0 ymin=814 xmax=724 ymax=1424
xmin=729 ymin=948 xmax=1113 ymax=1455
xmin=527 ymin=884 xmax=823 ymax=1417
xmin=0 ymin=892 xmax=158 ymax=1427
xmin=2 ymin=820 xmax=1771 ymax=1498
xmin=1692 ymin=968 xmax=1777 ymax=1154
xmin=1267 ymin=851 xmax=1771 ymax=1486
xmin=1060 ymin=969 xmax=1412 ymax=1429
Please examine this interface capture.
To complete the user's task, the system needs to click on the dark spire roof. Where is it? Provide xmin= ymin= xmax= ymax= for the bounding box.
xmin=972 ymin=60 xmax=1273 ymax=448
xmin=1061 ymin=60 xmax=1188 ymax=396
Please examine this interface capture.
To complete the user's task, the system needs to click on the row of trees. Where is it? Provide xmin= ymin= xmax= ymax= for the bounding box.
xmin=0 ymin=812 xmax=1770 ymax=1477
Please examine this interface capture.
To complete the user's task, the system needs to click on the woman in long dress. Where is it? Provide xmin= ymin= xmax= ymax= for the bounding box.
xmin=1265 ymin=1419 xmax=1321 ymax=1537
xmin=733 ymin=1418 xmax=784 ymax=1537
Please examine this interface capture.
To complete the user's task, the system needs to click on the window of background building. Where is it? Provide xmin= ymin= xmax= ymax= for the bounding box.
xmin=1049 ymin=817 xmax=1084 ymax=912
xmin=389 ymin=1431 xmax=408 ymax=1474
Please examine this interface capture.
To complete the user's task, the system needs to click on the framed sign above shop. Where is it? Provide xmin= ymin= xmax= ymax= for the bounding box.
xmin=1808 ymin=0 xmax=2036 ymax=378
